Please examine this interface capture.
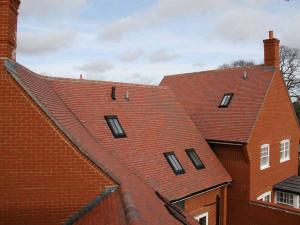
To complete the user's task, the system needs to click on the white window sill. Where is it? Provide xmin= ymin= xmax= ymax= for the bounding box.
xmin=260 ymin=165 xmax=270 ymax=170
xmin=280 ymin=158 xmax=290 ymax=163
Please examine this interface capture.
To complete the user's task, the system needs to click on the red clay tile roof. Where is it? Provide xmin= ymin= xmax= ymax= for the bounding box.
xmin=160 ymin=66 xmax=275 ymax=143
xmin=5 ymin=60 xmax=230 ymax=225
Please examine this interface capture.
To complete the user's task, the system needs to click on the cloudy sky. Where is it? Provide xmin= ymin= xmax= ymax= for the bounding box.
xmin=17 ymin=0 xmax=300 ymax=84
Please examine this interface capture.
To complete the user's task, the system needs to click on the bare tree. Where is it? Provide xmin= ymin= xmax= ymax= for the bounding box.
xmin=218 ymin=60 xmax=255 ymax=69
xmin=280 ymin=45 xmax=300 ymax=99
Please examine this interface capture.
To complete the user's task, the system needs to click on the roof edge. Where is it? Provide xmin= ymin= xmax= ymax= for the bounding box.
xmin=206 ymin=139 xmax=247 ymax=146
xmin=121 ymin=188 xmax=146 ymax=225
xmin=171 ymin=181 xmax=231 ymax=203
xmin=63 ymin=187 xmax=119 ymax=225
xmin=161 ymin=64 xmax=265 ymax=81
xmin=246 ymin=69 xmax=276 ymax=143
xmin=4 ymin=59 xmax=121 ymax=184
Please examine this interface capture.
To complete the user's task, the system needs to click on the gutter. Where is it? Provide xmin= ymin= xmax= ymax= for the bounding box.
xmin=206 ymin=139 xmax=246 ymax=146
xmin=171 ymin=181 xmax=231 ymax=203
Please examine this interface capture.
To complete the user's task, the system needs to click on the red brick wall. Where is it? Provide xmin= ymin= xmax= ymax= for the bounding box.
xmin=0 ymin=61 xmax=116 ymax=225
xmin=74 ymin=190 xmax=126 ymax=225
xmin=212 ymin=144 xmax=249 ymax=225
xmin=212 ymin=71 xmax=300 ymax=225
xmin=249 ymin=201 xmax=300 ymax=225
xmin=247 ymin=70 xmax=299 ymax=200
xmin=184 ymin=186 xmax=227 ymax=225
xmin=0 ymin=0 xmax=20 ymax=60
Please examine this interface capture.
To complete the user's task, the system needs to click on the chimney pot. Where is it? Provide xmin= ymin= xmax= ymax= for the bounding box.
xmin=80 ymin=74 xmax=83 ymax=79
xmin=269 ymin=30 xmax=274 ymax=39
xmin=111 ymin=86 xmax=116 ymax=100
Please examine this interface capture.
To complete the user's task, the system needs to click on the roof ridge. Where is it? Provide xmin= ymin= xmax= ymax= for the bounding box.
xmin=163 ymin=64 xmax=265 ymax=79
xmin=14 ymin=61 xmax=167 ymax=89
xmin=46 ymin=76 xmax=169 ymax=89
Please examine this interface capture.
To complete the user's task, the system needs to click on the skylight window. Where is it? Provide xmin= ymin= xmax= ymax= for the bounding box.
xmin=219 ymin=93 xmax=234 ymax=108
xmin=105 ymin=115 xmax=126 ymax=138
xmin=164 ymin=152 xmax=185 ymax=175
xmin=185 ymin=149 xmax=205 ymax=170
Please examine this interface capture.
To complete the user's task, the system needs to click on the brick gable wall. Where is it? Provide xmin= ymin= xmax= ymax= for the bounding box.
xmin=0 ymin=60 xmax=116 ymax=225
xmin=212 ymin=70 xmax=300 ymax=225
xmin=73 ymin=190 xmax=126 ymax=225
xmin=247 ymin=70 xmax=299 ymax=200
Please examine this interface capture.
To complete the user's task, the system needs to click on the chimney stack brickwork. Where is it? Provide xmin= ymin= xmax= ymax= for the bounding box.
xmin=263 ymin=30 xmax=280 ymax=69
xmin=0 ymin=0 xmax=20 ymax=61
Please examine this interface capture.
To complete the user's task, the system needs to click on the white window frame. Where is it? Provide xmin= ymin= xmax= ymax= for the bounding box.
xmin=194 ymin=212 xmax=208 ymax=225
xmin=260 ymin=144 xmax=270 ymax=170
xmin=275 ymin=191 xmax=299 ymax=208
xmin=257 ymin=191 xmax=271 ymax=202
xmin=280 ymin=139 xmax=290 ymax=163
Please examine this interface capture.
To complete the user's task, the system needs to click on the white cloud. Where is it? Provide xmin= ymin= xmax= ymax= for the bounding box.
xmin=282 ymin=15 xmax=300 ymax=49
xmin=78 ymin=60 xmax=114 ymax=75
xmin=149 ymin=49 xmax=179 ymax=63
xmin=125 ymin=73 xmax=156 ymax=85
xmin=214 ymin=7 xmax=277 ymax=42
xmin=17 ymin=29 xmax=77 ymax=55
xmin=20 ymin=0 xmax=88 ymax=18
xmin=193 ymin=62 xmax=205 ymax=68
xmin=119 ymin=49 xmax=145 ymax=62
xmin=100 ymin=0 xmax=233 ymax=42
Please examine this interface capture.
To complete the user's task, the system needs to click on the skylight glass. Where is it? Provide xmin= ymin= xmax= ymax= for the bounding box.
xmin=105 ymin=115 xmax=126 ymax=138
xmin=164 ymin=152 xmax=185 ymax=175
xmin=185 ymin=149 xmax=205 ymax=170
xmin=219 ymin=93 xmax=234 ymax=107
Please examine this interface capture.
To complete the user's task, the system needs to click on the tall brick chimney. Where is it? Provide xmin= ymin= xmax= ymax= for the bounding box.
xmin=0 ymin=0 xmax=21 ymax=61
xmin=263 ymin=30 xmax=280 ymax=69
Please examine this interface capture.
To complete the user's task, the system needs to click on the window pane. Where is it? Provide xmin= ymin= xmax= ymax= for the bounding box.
xmin=169 ymin=155 xmax=181 ymax=171
xmin=109 ymin=119 xmax=120 ymax=135
xmin=186 ymin=149 xmax=205 ymax=170
xmin=276 ymin=191 xmax=294 ymax=207
xmin=164 ymin=152 xmax=184 ymax=175
xmin=260 ymin=145 xmax=269 ymax=168
xmin=199 ymin=217 xmax=207 ymax=225
xmin=220 ymin=93 xmax=233 ymax=107
xmin=112 ymin=118 xmax=123 ymax=134
xmin=105 ymin=116 xmax=126 ymax=138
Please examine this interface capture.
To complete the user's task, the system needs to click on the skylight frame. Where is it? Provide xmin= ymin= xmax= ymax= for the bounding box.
xmin=185 ymin=149 xmax=205 ymax=170
xmin=219 ymin=93 xmax=234 ymax=108
xmin=164 ymin=152 xmax=185 ymax=175
xmin=105 ymin=115 xmax=127 ymax=138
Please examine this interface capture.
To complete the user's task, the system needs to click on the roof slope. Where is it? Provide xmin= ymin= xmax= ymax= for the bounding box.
xmin=5 ymin=60 xmax=230 ymax=224
xmin=160 ymin=66 xmax=275 ymax=143
xmin=274 ymin=176 xmax=300 ymax=195
xmin=5 ymin=60 xmax=198 ymax=225
xmin=43 ymin=74 xmax=231 ymax=200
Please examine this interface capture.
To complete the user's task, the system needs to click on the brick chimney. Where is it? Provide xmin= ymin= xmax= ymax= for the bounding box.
xmin=0 ymin=0 xmax=21 ymax=61
xmin=263 ymin=31 xmax=280 ymax=69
